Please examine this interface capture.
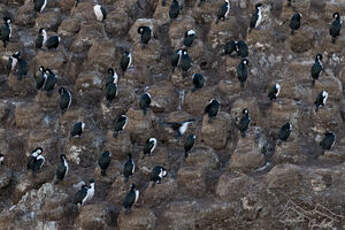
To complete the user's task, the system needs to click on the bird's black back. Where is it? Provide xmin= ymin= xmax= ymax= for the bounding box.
xmin=73 ymin=186 xmax=88 ymax=205
xmin=250 ymin=9 xmax=259 ymax=29
xmin=123 ymin=190 xmax=135 ymax=208
xmin=120 ymin=54 xmax=130 ymax=72
xmin=35 ymin=34 xmax=44 ymax=48
xmin=169 ymin=0 xmax=180 ymax=19
xmin=70 ymin=122 xmax=82 ymax=137
xmin=114 ymin=116 xmax=126 ymax=132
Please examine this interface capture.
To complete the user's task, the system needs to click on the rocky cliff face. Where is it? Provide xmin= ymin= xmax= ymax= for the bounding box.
xmin=1 ymin=0 xmax=345 ymax=229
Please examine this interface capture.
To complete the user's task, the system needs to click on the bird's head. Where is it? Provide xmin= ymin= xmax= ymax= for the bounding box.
xmin=58 ymin=87 xmax=65 ymax=95
xmin=242 ymin=58 xmax=249 ymax=65
xmin=333 ymin=12 xmax=340 ymax=19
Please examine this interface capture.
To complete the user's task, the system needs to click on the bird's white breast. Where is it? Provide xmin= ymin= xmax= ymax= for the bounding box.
xmin=134 ymin=190 xmax=139 ymax=204
xmin=256 ymin=10 xmax=262 ymax=28
xmin=94 ymin=5 xmax=103 ymax=21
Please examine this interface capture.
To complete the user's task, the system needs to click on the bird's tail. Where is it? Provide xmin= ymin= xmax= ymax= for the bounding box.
xmin=143 ymin=108 xmax=147 ymax=116
xmin=184 ymin=151 xmax=189 ymax=159
xmin=241 ymin=131 xmax=246 ymax=138
xmin=315 ymin=106 xmax=319 ymax=112
xmin=17 ymin=75 xmax=23 ymax=81
xmin=182 ymin=71 xmax=187 ymax=78
xmin=151 ymin=181 xmax=156 ymax=188
xmin=106 ymin=101 xmax=111 ymax=108
xmin=101 ymin=169 xmax=106 ymax=176
xmin=124 ymin=176 xmax=128 ymax=183
xmin=125 ymin=208 xmax=130 ymax=215
xmin=162 ymin=0 xmax=166 ymax=6
xmin=113 ymin=131 xmax=118 ymax=138
xmin=240 ymin=81 xmax=245 ymax=88
xmin=290 ymin=30 xmax=294 ymax=35
xmin=332 ymin=37 xmax=336 ymax=44
xmin=46 ymin=90 xmax=53 ymax=97
xmin=191 ymin=87 xmax=197 ymax=92
xmin=312 ymin=79 xmax=315 ymax=86
xmin=216 ymin=18 xmax=219 ymax=24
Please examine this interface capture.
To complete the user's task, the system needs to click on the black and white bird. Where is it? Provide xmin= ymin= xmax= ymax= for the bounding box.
xmin=7 ymin=51 xmax=28 ymax=80
xmin=34 ymin=0 xmax=47 ymax=13
xmin=143 ymin=137 xmax=157 ymax=158
xmin=223 ymin=40 xmax=236 ymax=56
xmin=44 ymin=68 xmax=57 ymax=95
xmin=70 ymin=121 xmax=85 ymax=138
xmin=93 ymin=4 xmax=107 ymax=22
xmin=0 ymin=153 xmax=4 ymax=166
xmin=235 ymin=40 xmax=248 ymax=58
xmin=198 ymin=0 xmax=205 ymax=7
xmin=289 ymin=12 xmax=302 ymax=35
xmin=113 ymin=115 xmax=128 ymax=138
xmin=330 ymin=12 xmax=341 ymax=44
xmin=85 ymin=179 xmax=95 ymax=203
xmin=171 ymin=49 xmax=182 ymax=72
xmin=191 ymin=73 xmax=205 ymax=92
xmin=204 ymin=99 xmax=220 ymax=122
xmin=105 ymin=68 xmax=118 ymax=107
xmin=139 ymin=92 xmax=152 ymax=116
xmin=279 ymin=122 xmax=292 ymax=142
xmin=237 ymin=108 xmax=251 ymax=138
xmin=249 ymin=3 xmax=263 ymax=32
xmin=237 ymin=58 xmax=249 ymax=88
xmin=311 ymin=53 xmax=323 ymax=86
xmin=55 ymin=154 xmax=69 ymax=184
xmin=36 ymin=28 xmax=61 ymax=49
xmin=184 ymin=134 xmax=196 ymax=158
xmin=314 ymin=90 xmax=328 ymax=112
xmin=73 ymin=179 xmax=95 ymax=207
xmin=137 ymin=26 xmax=152 ymax=48
xmin=98 ymin=151 xmax=111 ymax=176
xmin=216 ymin=0 xmax=230 ymax=24
xmin=268 ymin=83 xmax=281 ymax=100
xmin=184 ymin=30 xmax=196 ymax=47
xmin=163 ymin=119 xmax=195 ymax=137
xmin=123 ymin=154 xmax=135 ymax=183
xmin=151 ymin=166 xmax=168 ymax=187
xmin=58 ymin=87 xmax=72 ymax=114
xmin=180 ymin=49 xmax=192 ymax=78
xmin=169 ymin=0 xmax=180 ymax=21
xmin=27 ymin=147 xmax=45 ymax=174
xmin=35 ymin=66 xmax=47 ymax=90
xmin=123 ymin=184 xmax=139 ymax=214
xmin=0 ymin=16 xmax=12 ymax=48
xmin=120 ymin=51 xmax=132 ymax=73
xmin=320 ymin=132 xmax=336 ymax=151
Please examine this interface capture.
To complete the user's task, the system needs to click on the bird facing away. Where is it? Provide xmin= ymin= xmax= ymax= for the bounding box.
xmin=204 ymin=99 xmax=220 ymax=122
xmin=143 ymin=138 xmax=157 ymax=158
xmin=55 ymin=154 xmax=69 ymax=184
xmin=320 ymin=132 xmax=336 ymax=151
xmin=184 ymin=134 xmax=196 ymax=158
xmin=237 ymin=59 xmax=249 ymax=88
xmin=237 ymin=108 xmax=251 ymax=138
xmin=58 ymin=87 xmax=72 ymax=114
xmin=123 ymin=154 xmax=135 ymax=183
xmin=151 ymin=166 xmax=168 ymax=187
xmin=330 ymin=12 xmax=341 ymax=44
xmin=113 ymin=115 xmax=128 ymax=138
xmin=70 ymin=121 xmax=85 ymax=138
xmin=290 ymin=12 xmax=302 ymax=35
xmin=216 ymin=0 xmax=230 ymax=24
xmin=139 ymin=93 xmax=152 ymax=116
xmin=311 ymin=54 xmax=323 ymax=86
xmin=268 ymin=83 xmax=281 ymax=100
xmin=169 ymin=0 xmax=180 ymax=21
xmin=279 ymin=122 xmax=292 ymax=142
xmin=98 ymin=151 xmax=112 ymax=176
xmin=123 ymin=184 xmax=139 ymax=214
xmin=192 ymin=73 xmax=205 ymax=92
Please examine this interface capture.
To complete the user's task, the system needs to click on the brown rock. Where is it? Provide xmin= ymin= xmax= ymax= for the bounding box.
xmin=177 ymin=167 xmax=206 ymax=197
xmin=105 ymin=8 xmax=130 ymax=37
xmin=168 ymin=15 xmax=196 ymax=48
xmin=184 ymin=87 xmax=215 ymax=116
xmin=265 ymin=164 xmax=303 ymax=190
xmin=208 ymin=16 xmax=239 ymax=49
xmin=128 ymin=18 xmax=159 ymax=44
xmin=71 ymin=23 xmax=104 ymax=52
xmin=267 ymin=98 xmax=298 ymax=129
xmin=201 ymin=111 xmax=230 ymax=149
xmin=184 ymin=146 xmax=219 ymax=170
xmin=231 ymin=97 xmax=262 ymax=127
xmin=15 ymin=103 xmax=44 ymax=129
xmin=132 ymin=40 xmax=161 ymax=66
xmin=77 ymin=204 xmax=112 ymax=230
xmin=16 ymin=3 xmax=35 ymax=26
xmin=126 ymin=108 xmax=155 ymax=142
xmin=34 ymin=50 xmax=67 ymax=75
xmin=105 ymin=131 xmax=132 ymax=161
xmin=142 ymin=178 xmax=178 ymax=208
xmin=288 ymin=28 xmax=314 ymax=53
xmin=35 ymin=9 xmax=63 ymax=31
xmin=58 ymin=18 xmax=81 ymax=37
xmin=148 ymin=82 xmax=178 ymax=113
xmin=0 ymin=167 xmax=12 ymax=189
xmin=117 ymin=208 xmax=157 ymax=230
xmin=87 ymin=40 xmax=116 ymax=71
xmin=34 ymin=90 xmax=59 ymax=111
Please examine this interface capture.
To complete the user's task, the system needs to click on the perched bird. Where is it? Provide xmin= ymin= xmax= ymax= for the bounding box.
xmin=268 ymin=83 xmax=281 ymax=100
xmin=123 ymin=184 xmax=139 ymax=214
xmin=237 ymin=108 xmax=251 ymax=138
xmin=123 ymin=154 xmax=135 ymax=183
xmin=98 ymin=151 xmax=111 ymax=176
xmin=93 ymin=4 xmax=107 ymax=22
xmin=137 ymin=26 xmax=152 ymax=48
xmin=70 ymin=121 xmax=85 ymax=138
xmin=143 ymin=138 xmax=157 ymax=158
xmin=330 ymin=12 xmax=341 ymax=44
xmin=139 ymin=93 xmax=152 ymax=116
xmin=35 ymin=66 xmax=47 ymax=90
xmin=0 ymin=153 xmax=4 ymax=166
xmin=36 ymin=28 xmax=61 ymax=49
xmin=106 ymin=67 xmax=118 ymax=85
xmin=27 ymin=147 xmax=45 ymax=174
xmin=73 ymin=184 xmax=89 ymax=207
xmin=85 ymin=179 xmax=95 ymax=204
xmin=180 ymin=49 xmax=192 ymax=78
xmin=237 ymin=58 xmax=249 ymax=88
xmin=184 ymin=134 xmax=196 ymax=158
xmin=289 ymin=12 xmax=302 ymax=35
xmin=35 ymin=28 xmax=47 ymax=49
xmin=320 ymin=132 xmax=336 ymax=151
xmin=151 ymin=166 xmax=168 ymax=187
xmin=191 ymin=73 xmax=205 ymax=92
xmin=44 ymin=68 xmax=57 ymax=95
xmin=74 ymin=0 xmax=79 ymax=7
xmin=120 ymin=51 xmax=132 ymax=73
xmin=249 ymin=3 xmax=263 ymax=32
xmin=58 ymin=87 xmax=72 ymax=114
xmin=287 ymin=0 xmax=291 ymax=7
xmin=34 ymin=0 xmax=47 ymax=13
xmin=163 ymin=119 xmax=195 ymax=137
xmin=171 ymin=49 xmax=182 ymax=72
xmin=105 ymin=68 xmax=118 ymax=107
xmin=235 ymin=40 xmax=248 ymax=58
xmin=162 ymin=0 xmax=166 ymax=6
xmin=0 ymin=16 xmax=12 ymax=48
xmin=223 ymin=40 xmax=237 ymax=56
xmin=314 ymin=90 xmax=328 ymax=112
xmin=7 ymin=51 xmax=19 ymax=77
xmin=216 ymin=0 xmax=230 ymax=24
xmin=204 ymin=99 xmax=220 ymax=122
xmin=184 ymin=30 xmax=196 ymax=47
xmin=279 ymin=122 xmax=292 ymax=142
xmin=169 ymin=0 xmax=180 ymax=21
xmin=55 ymin=154 xmax=69 ymax=184
xmin=311 ymin=53 xmax=323 ymax=86
xmin=113 ymin=115 xmax=128 ymax=138
xmin=7 ymin=51 xmax=28 ymax=80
